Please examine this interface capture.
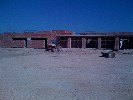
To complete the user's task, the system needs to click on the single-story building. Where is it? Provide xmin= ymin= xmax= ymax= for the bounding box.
xmin=0 ymin=30 xmax=133 ymax=50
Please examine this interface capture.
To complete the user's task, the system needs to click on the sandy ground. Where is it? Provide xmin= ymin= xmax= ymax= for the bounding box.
xmin=0 ymin=48 xmax=133 ymax=100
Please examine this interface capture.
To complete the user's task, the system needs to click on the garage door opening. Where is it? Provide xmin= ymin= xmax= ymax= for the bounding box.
xmin=12 ymin=38 xmax=47 ymax=49
xmin=12 ymin=38 xmax=27 ymax=48
xmin=30 ymin=38 xmax=47 ymax=49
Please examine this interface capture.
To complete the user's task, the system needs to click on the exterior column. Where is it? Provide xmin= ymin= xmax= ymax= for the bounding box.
xmin=27 ymin=38 xmax=31 ymax=48
xmin=114 ymin=37 xmax=119 ymax=51
xmin=67 ymin=37 xmax=71 ymax=48
xmin=82 ymin=38 xmax=86 ymax=48
xmin=98 ymin=37 xmax=101 ymax=50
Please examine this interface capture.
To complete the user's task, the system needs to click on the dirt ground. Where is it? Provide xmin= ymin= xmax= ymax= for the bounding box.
xmin=0 ymin=48 xmax=133 ymax=100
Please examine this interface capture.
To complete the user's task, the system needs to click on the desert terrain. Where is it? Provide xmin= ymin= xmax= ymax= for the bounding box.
xmin=0 ymin=48 xmax=133 ymax=100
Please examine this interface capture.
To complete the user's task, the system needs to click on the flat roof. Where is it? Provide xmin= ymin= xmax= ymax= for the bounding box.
xmin=57 ymin=34 xmax=133 ymax=37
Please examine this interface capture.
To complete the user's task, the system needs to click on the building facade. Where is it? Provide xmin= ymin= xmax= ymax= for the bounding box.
xmin=57 ymin=32 xmax=133 ymax=50
xmin=0 ymin=30 xmax=133 ymax=50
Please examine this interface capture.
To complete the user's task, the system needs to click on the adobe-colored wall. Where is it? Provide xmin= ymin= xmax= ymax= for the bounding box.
xmin=0 ymin=34 xmax=3 ymax=47
xmin=27 ymin=40 xmax=45 ymax=49
xmin=1 ymin=33 xmax=15 ymax=48
xmin=12 ymin=40 xmax=26 ymax=48
xmin=0 ymin=30 xmax=75 ymax=48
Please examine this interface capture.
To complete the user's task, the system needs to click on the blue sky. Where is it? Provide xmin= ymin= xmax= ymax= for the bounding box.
xmin=0 ymin=0 xmax=133 ymax=33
